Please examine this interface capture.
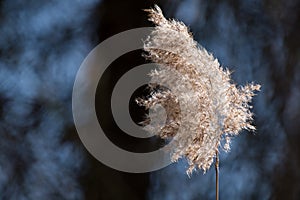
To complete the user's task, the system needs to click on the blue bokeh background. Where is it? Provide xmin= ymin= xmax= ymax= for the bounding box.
xmin=0 ymin=0 xmax=299 ymax=199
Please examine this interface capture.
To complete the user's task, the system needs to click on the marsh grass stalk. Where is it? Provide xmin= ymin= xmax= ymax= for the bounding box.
xmin=139 ymin=4 xmax=260 ymax=175
xmin=138 ymin=4 xmax=260 ymax=198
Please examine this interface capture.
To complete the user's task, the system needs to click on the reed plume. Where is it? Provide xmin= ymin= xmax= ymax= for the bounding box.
xmin=137 ymin=5 xmax=260 ymax=175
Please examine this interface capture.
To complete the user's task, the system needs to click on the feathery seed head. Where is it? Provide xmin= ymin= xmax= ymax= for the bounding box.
xmin=138 ymin=5 xmax=260 ymax=175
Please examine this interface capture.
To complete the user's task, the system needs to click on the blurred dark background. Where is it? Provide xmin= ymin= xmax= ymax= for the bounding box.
xmin=0 ymin=0 xmax=300 ymax=199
